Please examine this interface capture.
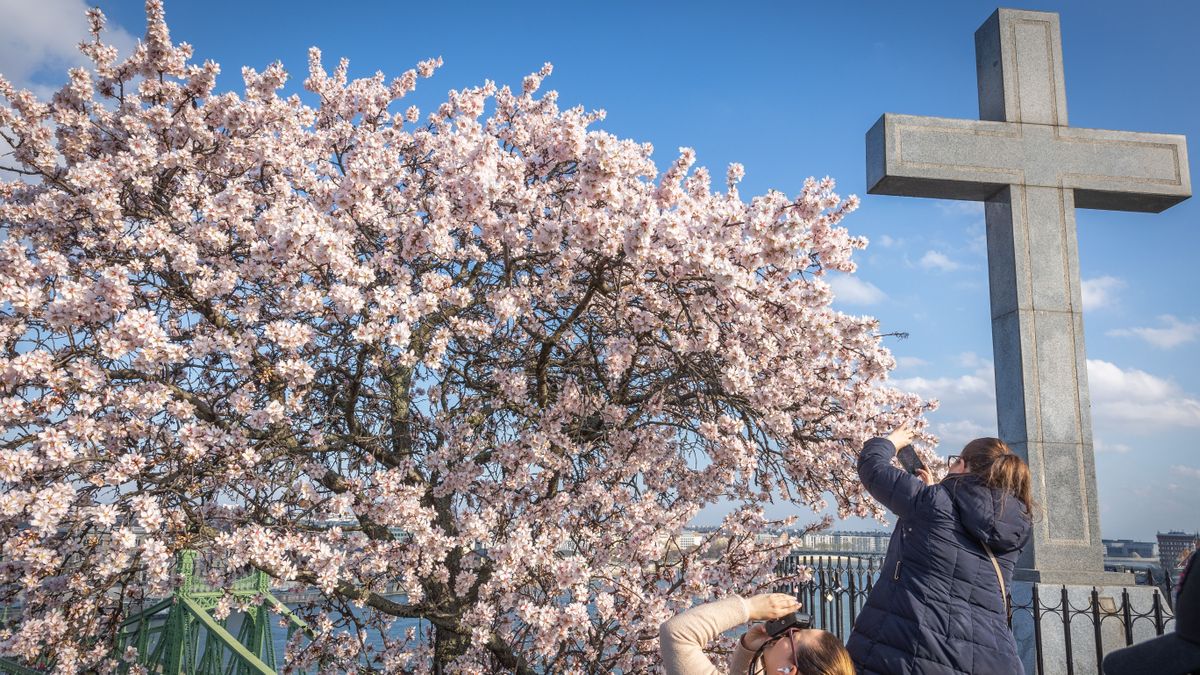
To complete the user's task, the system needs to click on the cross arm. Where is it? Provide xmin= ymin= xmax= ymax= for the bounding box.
xmin=866 ymin=113 xmax=1191 ymax=212
xmin=1055 ymin=125 xmax=1190 ymax=213
xmin=866 ymin=113 xmax=1021 ymax=202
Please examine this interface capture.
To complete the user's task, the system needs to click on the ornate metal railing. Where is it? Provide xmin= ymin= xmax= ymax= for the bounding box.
xmin=774 ymin=554 xmax=1177 ymax=675
xmin=0 ymin=550 xmax=1178 ymax=674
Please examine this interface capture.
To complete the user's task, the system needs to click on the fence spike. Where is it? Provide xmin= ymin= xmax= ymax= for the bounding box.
xmin=1061 ymin=586 xmax=1075 ymax=675
xmin=1030 ymin=584 xmax=1045 ymax=675
xmin=1153 ymin=588 xmax=1166 ymax=636
xmin=1121 ymin=588 xmax=1134 ymax=647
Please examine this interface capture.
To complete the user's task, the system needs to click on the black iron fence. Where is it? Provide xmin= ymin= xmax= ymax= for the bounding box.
xmin=774 ymin=555 xmax=1176 ymax=675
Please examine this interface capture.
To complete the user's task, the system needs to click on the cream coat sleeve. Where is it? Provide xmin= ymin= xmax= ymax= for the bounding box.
xmin=659 ymin=595 xmax=759 ymax=675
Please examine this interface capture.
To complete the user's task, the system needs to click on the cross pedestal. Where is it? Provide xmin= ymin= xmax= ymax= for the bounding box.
xmin=866 ymin=8 xmax=1190 ymax=673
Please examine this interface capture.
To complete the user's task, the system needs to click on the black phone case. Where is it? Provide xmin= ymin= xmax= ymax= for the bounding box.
xmin=898 ymin=444 xmax=925 ymax=474
xmin=764 ymin=612 xmax=812 ymax=637
xmin=764 ymin=614 xmax=794 ymax=637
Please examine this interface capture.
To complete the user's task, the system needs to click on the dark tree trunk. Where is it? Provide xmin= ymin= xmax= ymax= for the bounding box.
xmin=433 ymin=624 xmax=470 ymax=672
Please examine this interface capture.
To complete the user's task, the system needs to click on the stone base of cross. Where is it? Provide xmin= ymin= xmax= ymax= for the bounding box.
xmin=866 ymin=9 xmax=1189 ymax=673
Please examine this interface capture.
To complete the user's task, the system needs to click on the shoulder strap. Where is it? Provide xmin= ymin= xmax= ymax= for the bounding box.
xmin=980 ymin=540 xmax=1007 ymax=604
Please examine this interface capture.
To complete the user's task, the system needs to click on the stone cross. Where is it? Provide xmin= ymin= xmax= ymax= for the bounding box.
xmin=866 ymin=8 xmax=1190 ymax=585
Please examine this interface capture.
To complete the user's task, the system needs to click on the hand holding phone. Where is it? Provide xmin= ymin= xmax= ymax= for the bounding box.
xmin=897 ymin=444 xmax=925 ymax=475
xmin=886 ymin=425 xmax=916 ymax=450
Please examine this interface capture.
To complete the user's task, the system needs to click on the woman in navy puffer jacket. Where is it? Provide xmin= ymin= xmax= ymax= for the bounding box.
xmin=847 ymin=427 xmax=1033 ymax=675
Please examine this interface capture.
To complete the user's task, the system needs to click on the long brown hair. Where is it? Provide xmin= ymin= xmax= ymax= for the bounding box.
xmin=960 ymin=437 xmax=1035 ymax=516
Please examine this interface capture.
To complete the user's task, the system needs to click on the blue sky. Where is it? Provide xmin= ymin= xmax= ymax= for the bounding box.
xmin=4 ymin=0 xmax=1198 ymax=541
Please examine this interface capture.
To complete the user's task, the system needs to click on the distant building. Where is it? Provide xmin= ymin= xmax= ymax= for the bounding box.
xmin=678 ymin=531 xmax=705 ymax=550
xmin=792 ymin=530 xmax=890 ymax=555
xmin=1103 ymin=539 xmax=1161 ymax=586
xmin=1103 ymin=539 xmax=1156 ymax=559
xmin=1157 ymin=531 xmax=1199 ymax=582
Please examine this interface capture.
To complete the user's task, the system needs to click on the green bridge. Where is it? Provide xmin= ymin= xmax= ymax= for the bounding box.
xmin=0 ymin=551 xmax=314 ymax=674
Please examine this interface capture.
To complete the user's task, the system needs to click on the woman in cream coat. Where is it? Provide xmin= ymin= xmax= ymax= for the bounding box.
xmin=660 ymin=592 xmax=853 ymax=674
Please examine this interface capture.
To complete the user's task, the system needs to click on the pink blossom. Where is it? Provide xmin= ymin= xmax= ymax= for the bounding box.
xmin=27 ymin=483 xmax=74 ymax=535
xmin=245 ymin=400 xmax=286 ymax=430
xmin=90 ymin=504 xmax=119 ymax=528
xmin=276 ymin=358 xmax=316 ymax=387
xmin=0 ymin=396 xmax=25 ymax=421
xmin=0 ymin=450 xmax=40 ymax=483
xmin=130 ymin=494 xmax=163 ymax=531
xmin=36 ymin=428 xmax=76 ymax=468
xmin=328 ymin=283 xmax=365 ymax=317
xmin=264 ymin=320 xmax=313 ymax=351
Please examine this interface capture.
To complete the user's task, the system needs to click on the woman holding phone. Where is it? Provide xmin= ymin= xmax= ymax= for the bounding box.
xmin=846 ymin=426 xmax=1033 ymax=675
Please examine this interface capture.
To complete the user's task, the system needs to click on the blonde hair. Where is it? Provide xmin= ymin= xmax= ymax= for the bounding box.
xmin=792 ymin=630 xmax=854 ymax=675
xmin=755 ymin=630 xmax=854 ymax=675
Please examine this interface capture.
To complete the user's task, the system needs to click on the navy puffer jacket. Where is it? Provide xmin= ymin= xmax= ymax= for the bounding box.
xmin=846 ymin=438 xmax=1031 ymax=675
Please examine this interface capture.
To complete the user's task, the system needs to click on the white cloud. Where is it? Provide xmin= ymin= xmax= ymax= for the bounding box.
xmin=891 ymin=360 xmax=998 ymax=450
xmin=0 ymin=0 xmax=136 ymax=99
xmin=919 ymin=250 xmax=961 ymax=272
xmin=890 ymin=356 xmax=1200 ymax=453
xmin=1093 ymin=440 xmax=1132 ymax=454
xmin=895 ymin=356 xmax=929 ymax=370
xmin=891 ymin=370 xmax=993 ymax=400
xmin=955 ymin=351 xmax=988 ymax=369
xmin=1171 ymin=465 xmax=1200 ymax=480
xmin=1081 ymin=276 xmax=1125 ymax=311
xmin=952 ymin=220 xmax=989 ymax=258
xmin=1107 ymin=315 xmax=1200 ymax=349
xmin=934 ymin=201 xmax=984 ymax=216
xmin=1087 ymin=359 xmax=1200 ymax=429
xmin=876 ymin=234 xmax=898 ymax=248
xmin=828 ymin=274 xmax=887 ymax=305
xmin=932 ymin=419 xmax=993 ymax=450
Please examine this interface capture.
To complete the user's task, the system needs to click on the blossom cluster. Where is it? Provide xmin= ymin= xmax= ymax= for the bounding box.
xmin=0 ymin=2 xmax=929 ymax=671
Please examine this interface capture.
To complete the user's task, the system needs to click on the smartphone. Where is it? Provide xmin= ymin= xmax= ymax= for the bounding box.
xmin=897 ymin=444 xmax=925 ymax=475
xmin=764 ymin=611 xmax=813 ymax=637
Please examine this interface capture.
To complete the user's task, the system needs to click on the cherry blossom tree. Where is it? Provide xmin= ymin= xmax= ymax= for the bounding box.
xmin=0 ymin=2 xmax=929 ymax=671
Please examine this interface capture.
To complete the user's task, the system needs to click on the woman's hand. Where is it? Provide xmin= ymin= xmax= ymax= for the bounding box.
xmin=886 ymin=425 xmax=916 ymax=452
xmin=916 ymin=468 xmax=935 ymax=486
xmin=745 ymin=592 xmax=802 ymax=621
xmin=739 ymin=624 xmax=771 ymax=652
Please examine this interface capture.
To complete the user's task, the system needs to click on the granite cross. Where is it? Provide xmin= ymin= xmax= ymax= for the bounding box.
xmin=866 ymin=8 xmax=1190 ymax=585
